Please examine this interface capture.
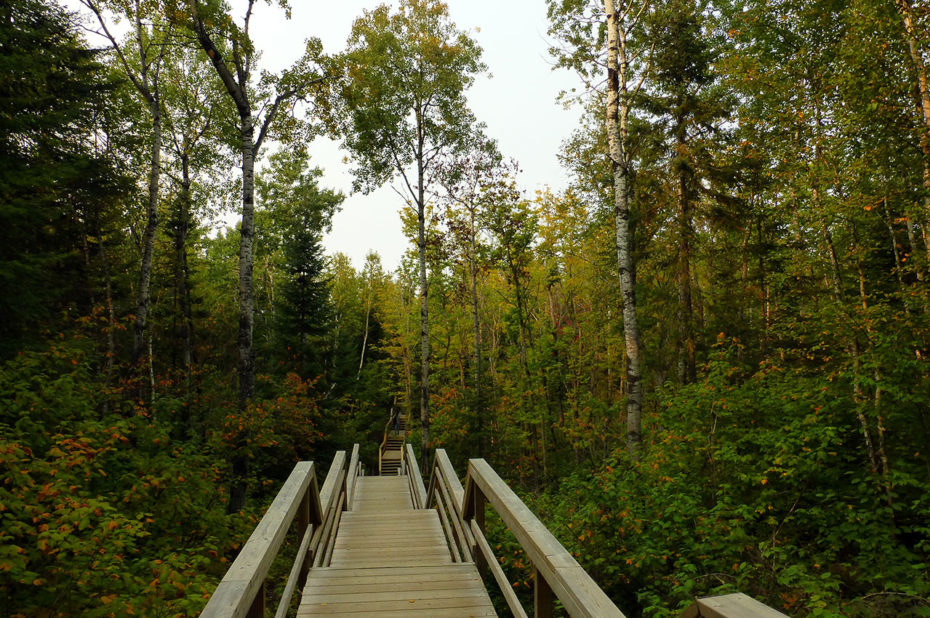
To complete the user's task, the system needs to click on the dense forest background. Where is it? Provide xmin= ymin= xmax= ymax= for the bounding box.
xmin=2 ymin=0 xmax=929 ymax=615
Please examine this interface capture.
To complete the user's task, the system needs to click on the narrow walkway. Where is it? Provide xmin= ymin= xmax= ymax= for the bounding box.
xmin=379 ymin=414 xmax=406 ymax=475
xmin=298 ymin=476 xmax=497 ymax=616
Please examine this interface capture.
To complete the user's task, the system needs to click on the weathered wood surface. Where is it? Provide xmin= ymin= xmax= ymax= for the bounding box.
xmin=299 ymin=475 xmax=496 ymax=616
xmin=470 ymin=519 xmax=529 ymax=618
xmin=201 ymin=461 xmax=320 ymax=618
xmin=345 ymin=443 xmax=360 ymax=511
xmin=464 ymin=458 xmax=625 ymax=618
xmin=405 ymin=443 xmax=428 ymax=507
xmin=679 ymin=593 xmax=790 ymax=618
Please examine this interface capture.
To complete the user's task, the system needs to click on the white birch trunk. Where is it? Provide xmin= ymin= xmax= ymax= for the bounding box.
xmin=605 ymin=0 xmax=644 ymax=459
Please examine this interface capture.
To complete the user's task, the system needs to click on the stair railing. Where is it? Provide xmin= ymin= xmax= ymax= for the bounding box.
xmin=378 ymin=402 xmax=400 ymax=474
xmin=462 ymin=457 xmax=625 ymax=618
xmin=403 ymin=443 xmax=427 ymax=508
xmin=426 ymin=453 xmax=789 ymax=618
xmin=422 ymin=450 xmax=624 ymax=618
xmin=426 ymin=449 xmax=475 ymax=564
xmin=200 ymin=445 xmax=362 ymax=618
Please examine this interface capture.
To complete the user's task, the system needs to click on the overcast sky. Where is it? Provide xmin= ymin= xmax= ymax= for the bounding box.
xmin=68 ymin=1 xmax=583 ymax=271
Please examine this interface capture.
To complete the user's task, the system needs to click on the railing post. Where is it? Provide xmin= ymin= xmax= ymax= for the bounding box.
xmin=534 ymin=568 xmax=554 ymax=618
xmin=297 ymin=490 xmax=311 ymax=589
xmin=247 ymin=581 xmax=266 ymax=618
xmin=472 ymin=485 xmax=487 ymax=577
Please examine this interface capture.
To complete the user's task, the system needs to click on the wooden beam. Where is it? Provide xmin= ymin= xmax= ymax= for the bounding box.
xmin=405 ymin=443 xmax=427 ymax=508
xmin=346 ymin=444 xmax=360 ymax=511
xmin=201 ymin=461 xmax=317 ymax=618
xmin=534 ymin=568 xmax=554 ymax=618
xmin=464 ymin=459 xmax=625 ymax=618
xmin=680 ymin=593 xmax=790 ymax=618
xmin=470 ymin=519 xmax=528 ymax=618
xmin=434 ymin=449 xmax=464 ymax=509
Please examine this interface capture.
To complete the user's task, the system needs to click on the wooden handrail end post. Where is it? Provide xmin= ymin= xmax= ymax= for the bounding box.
xmin=534 ymin=568 xmax=554 ymax=618
xmin=473 ymin=487 xmax=487 ymax=576
xmin=247 ymin=581 xmax=265 ymax=618
xmin=679 ymin=593 xmax=790 ymax=618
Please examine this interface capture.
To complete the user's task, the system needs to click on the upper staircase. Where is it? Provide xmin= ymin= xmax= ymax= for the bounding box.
xmin=200 ymin=411 xmax=790 ymax=618
xmin=378 ymin=408 xmax=406 ymax=476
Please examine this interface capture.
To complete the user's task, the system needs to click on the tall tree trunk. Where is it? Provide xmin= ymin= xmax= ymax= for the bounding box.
xmin=238 ymin=114 xmax=257 ymax=407
xmin=102 ymin=250 xmax=116 ymax=415
xmin=358 ymin=291 xmax=371 ymax=378
xmin=177 ymin=155 xmax=194 ymax=384
xmin=133 ymin=102 xmax=161 ymax=364
xmin=187 ymin=0 xmax=294 ymax=513
xmin=896 ymin=0 xmax=930 ymax=274
xmin=417 ymin=157 xmax=431 ymax=469
xmin=882 ymin=196 xmax=906 ymax=290
xmin=469 ymin=210 xmax=483 ymax=456
xmin=605 ymin=0 xmax=645 ymax=459
xmin=905 ymin=216 xmax=924 ymax=281
xmin=676 ymin=153 xmax=695 ymax=383
xmin=227 ymin=113 xmax=256 ymax=515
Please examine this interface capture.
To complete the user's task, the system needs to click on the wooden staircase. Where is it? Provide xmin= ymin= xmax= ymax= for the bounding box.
xmin=298 ymin=475 xmax=496 ymax=616
xmin=379 ymin=410 xmax=406 ymax=476
xmin=200 ymin=412 xmax=791 ymax=618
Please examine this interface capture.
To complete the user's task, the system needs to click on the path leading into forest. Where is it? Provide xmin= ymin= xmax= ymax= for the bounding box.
xmin=297 ymin=475 xmax=497 ymax=616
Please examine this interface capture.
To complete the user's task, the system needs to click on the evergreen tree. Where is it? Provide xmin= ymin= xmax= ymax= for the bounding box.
xmin=0 ymin=0 xmax=127 ymax=356
xmin=254 ymin=148 xmax=342 ymax=381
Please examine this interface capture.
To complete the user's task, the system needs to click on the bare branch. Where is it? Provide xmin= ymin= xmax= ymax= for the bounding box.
xmin=80 ymin=0 xmax=151 ymax=102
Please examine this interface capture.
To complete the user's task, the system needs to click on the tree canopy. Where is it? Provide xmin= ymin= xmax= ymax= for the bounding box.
xmin=1 ymin=0 xmax=929 ymax=615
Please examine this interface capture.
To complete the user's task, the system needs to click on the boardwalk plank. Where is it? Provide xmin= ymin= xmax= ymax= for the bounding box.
xmin=299 ymin=476 xmax=496 ymax=616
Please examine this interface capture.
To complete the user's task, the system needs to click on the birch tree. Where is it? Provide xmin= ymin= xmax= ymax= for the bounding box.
xmin=894 ymin=0 xmax=930 ymax=273
xmin=337 ymin=0 xmax=485 ymax=464
xmin=79 ymin=0 xmax=170 ymax=364
xmin=177 ymin=0 xmax=327 ymax=512
xmin=548 ymin=0 xmax=651 ymax=457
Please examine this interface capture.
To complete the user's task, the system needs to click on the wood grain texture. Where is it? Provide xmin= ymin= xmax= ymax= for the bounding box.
xmin=681 ymin=593 xmax=791 ymax=618
xmin=201 ymin=461 xmax=318 ymax=618
xmin=299 ymin=476 xmax=496 ymax=616
xmin=464 ymin=458 xmax=625 ymax=618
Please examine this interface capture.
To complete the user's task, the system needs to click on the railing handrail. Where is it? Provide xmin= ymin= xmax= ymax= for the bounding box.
xmin=426 ymin=449 xmax=475 ymax=564
xmin=463 ymin=457 xmax=626 ymax=618
xmin=679 ymin=593 xmax=789 ymax=617
xmin=346 ymin=444 xmax=361 ymax=510
xmin=200 ymin=461 xmax=322 ymax=618
xmin=404 ymin=443 xmax=427 ymax=508
xmin=201 ymin=447 xmax=361 ymax=618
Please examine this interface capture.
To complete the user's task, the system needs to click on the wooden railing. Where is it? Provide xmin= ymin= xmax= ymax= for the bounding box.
xmin=426 ymin=450 xmax=475 ymax=564
xmin=377 ymin=401 xmax=400 ymax=474
xmin=427 ymin=454 xmax=789 ymax=618
xmin=425 ymin=449 xmax=624 ymax=618
xmin=403 ymin=443 xmax=427 ymax=508
xmin=462 ymin=457 xmax=625 ymax=618
xmin=200 ymin=445 xmax=361 ymax=618
xmin=679 ymin=593 xmax=789 ymax=617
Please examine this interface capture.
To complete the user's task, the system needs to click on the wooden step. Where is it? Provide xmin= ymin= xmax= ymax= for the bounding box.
xmin=300 ymin=474 xmax=496 ymax=616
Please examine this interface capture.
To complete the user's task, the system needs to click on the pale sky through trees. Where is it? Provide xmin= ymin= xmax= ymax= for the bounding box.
xmin=66 ymin=0 xmax=581 ymax=271
xmin=240 ymin=0 xmax=581 ymax=272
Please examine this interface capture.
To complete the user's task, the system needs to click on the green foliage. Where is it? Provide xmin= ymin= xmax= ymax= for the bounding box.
xmin=0 ymin=340 xmax=234 ymax=615
xmin=534 ymin=342 xmax=930 ymax=616
xmin=0 ymin=0 xmax=128 ymax=356
xmin=336 ymin=0 xmax=486 ymax=194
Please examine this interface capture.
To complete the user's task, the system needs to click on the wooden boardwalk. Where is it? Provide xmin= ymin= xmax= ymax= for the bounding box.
xmin=201 ymin=442 xmax=786 ymax=618
xmin=297 ymin=476 xmax=497 ymax=616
